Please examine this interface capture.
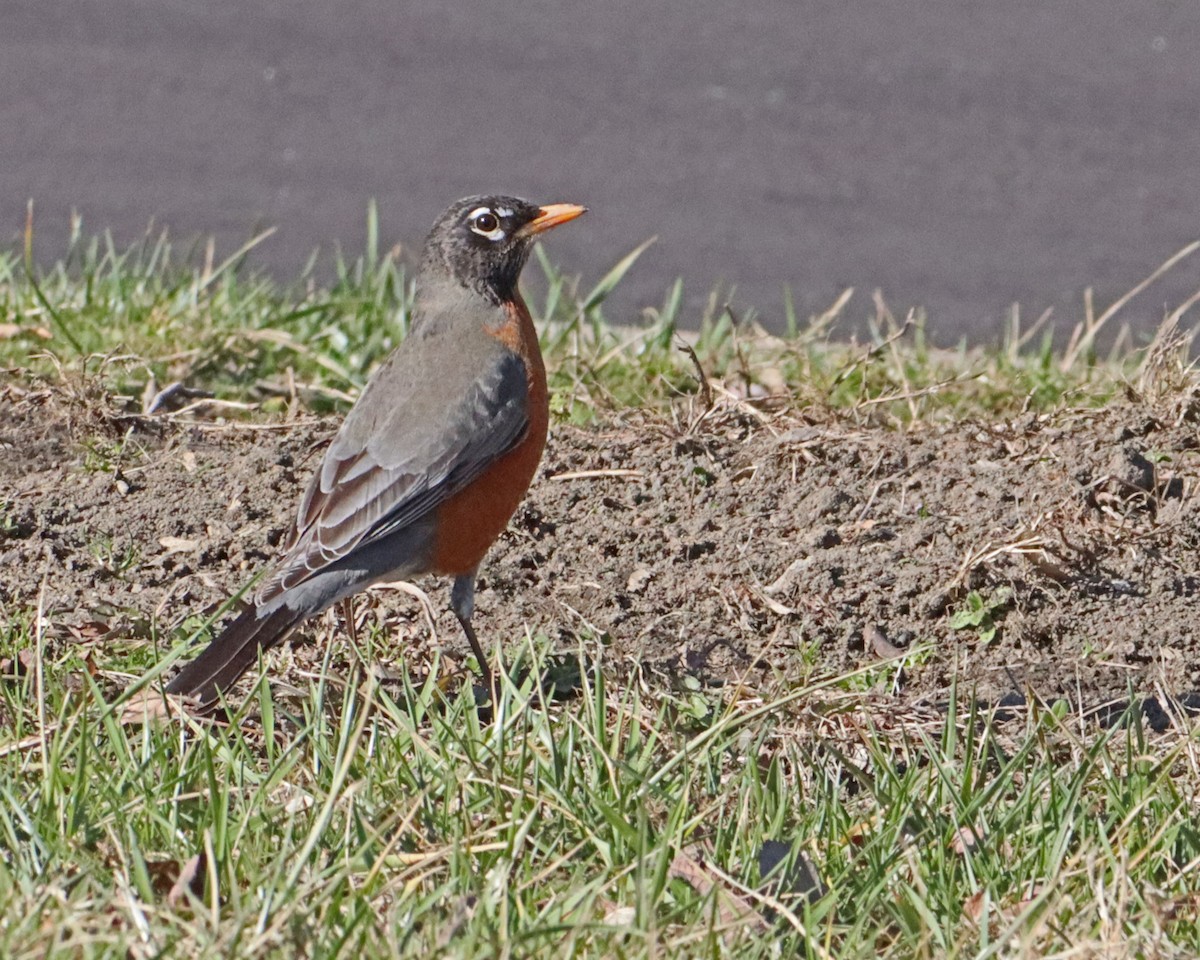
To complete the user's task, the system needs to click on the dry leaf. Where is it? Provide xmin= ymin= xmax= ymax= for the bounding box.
xmin=625 ymin=568 xmax=653 ymax=594
xmin=68 ymin=620 xmax=117 ymax=642
xmin=0 ymin=649 xmax=34 ymax=679
xmin=118 ymin=689 xmax=189 ymax=725
xmin=950 ymin=824 xmax=984 ymax=855
xmin=752 ymin=586 xmax=796 ymax=616
xmin=159 ymin=536 xmax=200 ymax=554
xmin=668 ymin=848 xmax=769 ymax=932
xmin=844 ymin=814 xmax=880 ymax=846
xmin=866 ymin=623 xmax=903 ymax=659
xmin=167 ymin=852 xmax=208 ymax=907
xmin=602 ymin=905 xmax=637 ymax=926
xmin=962 ymin=890 xmax=986 ymax=922
xmin=0 ymin=323 xmax=52 ymax=341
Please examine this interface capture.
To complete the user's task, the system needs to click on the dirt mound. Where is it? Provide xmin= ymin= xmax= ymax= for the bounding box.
xmin=2 ymin=383 xmax=1198 ymax=713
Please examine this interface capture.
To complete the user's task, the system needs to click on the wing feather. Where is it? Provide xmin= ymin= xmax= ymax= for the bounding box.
xmin=259 ymin=350 xmax=529 ymax=600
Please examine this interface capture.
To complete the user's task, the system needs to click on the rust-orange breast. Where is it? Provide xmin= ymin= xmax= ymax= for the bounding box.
xmin=430 ymin=298 xmax=549 ymax=576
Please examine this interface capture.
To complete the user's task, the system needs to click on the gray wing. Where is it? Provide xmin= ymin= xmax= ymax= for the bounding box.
xmin=259 ymin=349 xmax=529 ymax=599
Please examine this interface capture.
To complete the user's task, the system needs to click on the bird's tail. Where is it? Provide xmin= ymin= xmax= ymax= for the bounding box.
xmin=165 ymin=603 xmax=305 ymax=708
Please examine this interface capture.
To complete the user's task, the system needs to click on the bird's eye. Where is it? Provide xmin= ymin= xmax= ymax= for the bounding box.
xmin=466 ymin=207 xmax=508 ymax=242
xmin=466 ymin=206 xmax=507 ymax=241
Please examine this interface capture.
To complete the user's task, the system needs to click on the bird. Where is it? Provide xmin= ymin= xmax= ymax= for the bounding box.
xmin=163 ymin=195 xmax=586 ymax=708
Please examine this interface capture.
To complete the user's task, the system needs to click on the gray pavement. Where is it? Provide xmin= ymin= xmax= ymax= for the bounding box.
xmin=4 ymin=1 xmax=1199 ymax=341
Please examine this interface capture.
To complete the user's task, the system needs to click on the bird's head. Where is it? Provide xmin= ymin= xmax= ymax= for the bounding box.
xmin=420 ymin=195 xmax=586 ymax=303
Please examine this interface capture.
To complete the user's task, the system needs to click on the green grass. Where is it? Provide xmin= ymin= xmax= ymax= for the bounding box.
xmin=2 ymin=219 xmax=1200 ymax=957
xmin=3 ymin=210 xmax=1196 ymax=425
xmin=1 ymin=618 xmax=1199 ymax=958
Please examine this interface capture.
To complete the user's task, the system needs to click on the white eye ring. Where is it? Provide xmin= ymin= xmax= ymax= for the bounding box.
xmin=467 ymin=206 xmax=506 ymax=241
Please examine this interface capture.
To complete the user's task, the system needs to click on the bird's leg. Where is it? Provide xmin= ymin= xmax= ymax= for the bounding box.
xmin=339 ymin=597 xmax=359 ymax=645
xmin=451 ymin=572 xmax=495 ymax=700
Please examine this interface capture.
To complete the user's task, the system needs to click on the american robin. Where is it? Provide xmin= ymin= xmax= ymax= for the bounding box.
xmin=164 ymin=195 xmax=586 ymax=707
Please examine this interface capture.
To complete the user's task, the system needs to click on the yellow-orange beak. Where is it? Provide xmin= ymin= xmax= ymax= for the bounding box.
xmin=517 ymin=203 xmax=587 ymax=238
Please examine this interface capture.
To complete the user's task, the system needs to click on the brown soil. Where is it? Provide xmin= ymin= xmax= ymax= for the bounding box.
xmin=2 ymin=382 xmax=1199 ymax=720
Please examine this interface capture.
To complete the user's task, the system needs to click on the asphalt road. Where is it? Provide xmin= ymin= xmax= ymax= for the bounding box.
xmin=5 ymin=1 xmax=1199 ymax=341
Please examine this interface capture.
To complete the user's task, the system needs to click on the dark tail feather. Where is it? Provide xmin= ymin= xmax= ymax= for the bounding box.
xmin=165 ymin=604 xmax=305 ymax=707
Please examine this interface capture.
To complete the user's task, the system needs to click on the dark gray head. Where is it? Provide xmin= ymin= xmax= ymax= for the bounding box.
xmin=419 ymin=195 xmax=587 ymax=304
